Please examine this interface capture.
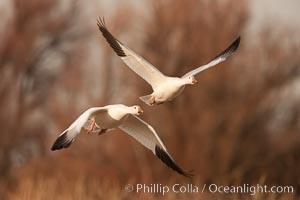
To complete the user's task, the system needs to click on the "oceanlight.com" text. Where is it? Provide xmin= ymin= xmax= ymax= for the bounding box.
xmin=124 ymin=183 xmax=294 ymax=196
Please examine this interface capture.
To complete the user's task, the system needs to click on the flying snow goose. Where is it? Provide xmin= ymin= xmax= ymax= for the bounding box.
xmin=51 ymin=104 xmax=193 ymax=177
xmin=97 ymin=18 xmax=240 ymax=106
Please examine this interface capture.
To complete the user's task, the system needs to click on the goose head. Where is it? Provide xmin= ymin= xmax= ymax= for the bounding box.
xmin=183 ymin=76 xmax=198 ymax=85
xmin=130 ymin=105 xmax=144 ymax=115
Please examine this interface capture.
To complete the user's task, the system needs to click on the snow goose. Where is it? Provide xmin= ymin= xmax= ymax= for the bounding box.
xmin=51 ymin=104 xmax=193 ymax=177
xmin=97 ymin=18 xmax=240 ymax=106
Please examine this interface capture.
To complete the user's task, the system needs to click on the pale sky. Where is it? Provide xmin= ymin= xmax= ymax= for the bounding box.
xmin=251 ymin=0 xmax=300 ymax=28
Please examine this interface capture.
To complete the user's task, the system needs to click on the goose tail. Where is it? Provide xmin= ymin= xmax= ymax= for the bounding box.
xmin=139 ymin=94 xmax=153 ymax=106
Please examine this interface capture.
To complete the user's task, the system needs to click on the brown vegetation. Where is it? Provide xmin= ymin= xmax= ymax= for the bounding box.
xmin=0 ymin=0 xmax=299 ymax=199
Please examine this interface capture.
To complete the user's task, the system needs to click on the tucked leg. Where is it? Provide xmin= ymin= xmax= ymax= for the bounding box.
xmin=87 ymin=120 xmax=96 ymax=134
xmin=149 ymin=96 xmax=155 ymax=105
xmin=98 ymin=129 xmax=108 ymax=136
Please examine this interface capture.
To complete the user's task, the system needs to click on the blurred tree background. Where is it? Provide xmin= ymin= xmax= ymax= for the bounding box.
xmin=0 ymin=0 xmax=299 ymax=199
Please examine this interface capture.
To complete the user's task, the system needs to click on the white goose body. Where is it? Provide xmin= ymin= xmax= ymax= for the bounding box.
xmin=92 ymin=104 xmax=129 ymax=129
xmin=97 ymin=18 xmax=240 ymax=106
xmin=151 ymin=77 xmax=186 ymax=104
xmin=51 ymin=104 xmax=193 ymax=177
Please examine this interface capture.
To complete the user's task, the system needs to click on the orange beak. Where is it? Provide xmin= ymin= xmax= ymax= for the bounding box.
xmin=138 ymin=107 xmax=144 ymax=114
xmin=192 ymin=77 xmax=198 ymax=84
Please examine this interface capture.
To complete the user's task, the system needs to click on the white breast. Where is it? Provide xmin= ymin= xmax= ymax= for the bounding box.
xmin=94 ymin=106 xmax=129 ymax=129
xmin=153 ymin=77 xmax=185 ymax=102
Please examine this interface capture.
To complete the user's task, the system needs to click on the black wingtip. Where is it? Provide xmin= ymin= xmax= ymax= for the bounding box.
xmin=51 ymin=130 xmax=73 ymax=151
xmin=155 ymin=145 xmax=194 ymax=178
xmin=96 ymin=16 xmax=126 ymax=57
xmin=231 ymin=36 xmax=241 ymax=52
xmin=212 ymin=36 xmax=241 ymax=61
xmin=96 ymin=16 xmax=106 ymax=30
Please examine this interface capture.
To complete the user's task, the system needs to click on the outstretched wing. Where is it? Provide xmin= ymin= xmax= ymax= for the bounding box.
xmin=119 ymin=114 xmax=193 ymax=177
xmin=97 ymin=17 xmax=166 ymax=89
xmin=51 ymin=108 xmax=107 ymax=151
xmin=182 ymin=37 xmax=240 ymax=78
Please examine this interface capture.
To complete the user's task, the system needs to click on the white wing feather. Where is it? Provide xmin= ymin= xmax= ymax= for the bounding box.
xmin=182 ymin=37 xmax=240 ymax=78
xmin=119 ymin=114 xmax=193 ymax=177
xmin=51 ymin=107 xmax=107 ymax=150
xmin=119 ymin=114 xmax=167 ymax=154
xmin=119 ymin=44 xmax=167 ymax=88
xmin=97 ymin=19 xmax=166 ymax=89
